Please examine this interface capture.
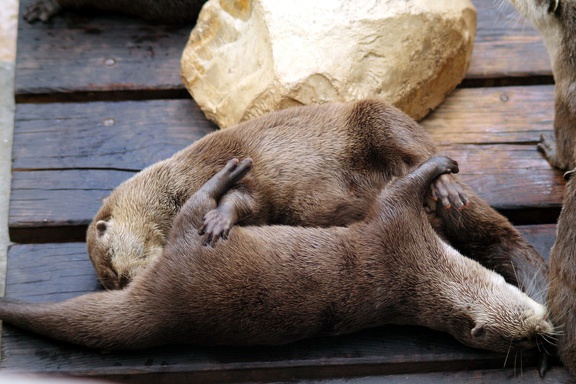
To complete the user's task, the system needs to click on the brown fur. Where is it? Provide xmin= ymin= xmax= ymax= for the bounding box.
xmin=548 ymin=169 xmax=576 ymax=375
xmin=0 ymin=157 xmax=554 ymax=352
xmin=508 ymin=0 xmax=576 ymax=375
xmin=23 ymin=0 xmax=206 ymax=23
xmin=86 ymin=99 xmax=549 ymax=308
xmin=508 ymin=0 xmax=576 ymax=170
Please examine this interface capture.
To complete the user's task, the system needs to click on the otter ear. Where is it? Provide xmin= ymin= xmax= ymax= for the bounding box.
xmin=471 ymin=322 xmax=485 ymax=338
xmin=96 ymin=220 xmax=108 ymax=237
xmin=564 ymin=169 xmax=576 ymax=181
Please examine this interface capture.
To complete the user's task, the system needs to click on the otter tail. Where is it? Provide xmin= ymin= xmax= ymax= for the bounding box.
xmin=0 ymin=291 xmax=163 ymax=351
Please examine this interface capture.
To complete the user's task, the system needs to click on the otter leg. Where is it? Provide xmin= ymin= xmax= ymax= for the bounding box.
xmin=201 ymin=187 xmax=257 ymax=245
xmin=389 ymin=156 xmax=460 ymax=202
xmin=24 ymin=0 xmax=63 ymax=23
xmin=172 ymin=158 xmax=253 ymax=246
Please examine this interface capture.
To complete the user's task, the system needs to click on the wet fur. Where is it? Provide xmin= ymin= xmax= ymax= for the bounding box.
xmin=86 ymin=99 xmax=549 ymax=308
xmin=0 ymin=157 xmax=554 ymax=352
xmin=23 ymin=0 xmax=206 ymax=23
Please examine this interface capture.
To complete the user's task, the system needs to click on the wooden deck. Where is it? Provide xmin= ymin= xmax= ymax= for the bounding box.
xmin=2 ymin=0 xmax=572 ymax=381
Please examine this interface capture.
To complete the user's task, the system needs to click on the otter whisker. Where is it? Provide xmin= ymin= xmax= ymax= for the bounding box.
xmin=504 ymin=338 xmax=514 ymax=368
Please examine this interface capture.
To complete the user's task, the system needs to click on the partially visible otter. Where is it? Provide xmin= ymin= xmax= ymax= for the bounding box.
xmin=508 ymin=0 xmax=576 ymax=170
xmin=86 ymin=100 xmax=549 ymax=310
xmin=0 ymin=157 xmax=555 ymax=353
xmin=548 ymin=168 xmax=576 ymax=376
xmin=23 ymin=0 xmax=206 ymax=24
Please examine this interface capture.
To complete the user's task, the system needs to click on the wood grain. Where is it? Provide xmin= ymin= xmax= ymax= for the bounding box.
xmin=12 ymin=99 xmax=216 ymax=171
xmin=0 ymin=235 xmax=557 ymax=382
xmin=14 ymin=0 xmax=194 ymax=97
xmin=469 ymin=0 xmax=551 ymax=79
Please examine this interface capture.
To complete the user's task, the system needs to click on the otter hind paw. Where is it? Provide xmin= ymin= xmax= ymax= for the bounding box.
xmin=24 ymin=0 xmax=63 ymax=23
xmin=430 ymin=174 xmax=469 ymax=211
xmin=199 ymin=208 xmax=234 ymax=247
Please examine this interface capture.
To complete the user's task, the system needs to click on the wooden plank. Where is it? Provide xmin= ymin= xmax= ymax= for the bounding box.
xmin=12 ymin=99 xmax=216 ymax=171
xmin=0 ymin=237 xmax=555 ymax=382
xmin=8 ymin=144 xmax=564 ymax=244
xmin=469 ymin=0 xmax=551 ymax=79
xmin=423 ymin=85 xmax=554 ymax=145
xmin=283 ymin=367 xmax=571 ymax=383
xmin=517 ymin=224 xmax=556 ymax=262
xmin=9 ymin=86 xmax=563 ymax=242
xmin=14 ymin=0 xmax=551 ymax=98
xmin=14 ymin=0 xmax=194 ymax=97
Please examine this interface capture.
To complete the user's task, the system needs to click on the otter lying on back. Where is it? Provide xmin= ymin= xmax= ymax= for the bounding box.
xmin=87 ymin=100 xmax=549 ymax=312
xmin=0 ymin=157 xmax=555 ymax=353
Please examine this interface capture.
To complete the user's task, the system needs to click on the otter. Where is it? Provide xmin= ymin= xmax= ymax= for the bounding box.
xmin=86 ymin=100 xmax=549 ymax=311
xmin=548 ymin=168 xmax=576 ymax=376
xmin=508 ymin=0 xmax=576 ymax=170
xmin=0 ymin=157 xmax=555 ymax=353
xmin=23 ymin=0 xmax=206 ymax=24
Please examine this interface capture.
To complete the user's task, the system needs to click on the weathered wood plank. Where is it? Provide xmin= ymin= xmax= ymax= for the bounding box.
xmin=517 ymin=224 xmax=556 ymax=261
xmin=9 ymin=86 xmax=563 ymax=243
xmin=14 ymin=0 xmax=194 ymax=98
xmin=423 ymin=85 xmax=554 ymax=145
xmin=8 ymin=144 xmax=564 ymax=243
xmin=0 ymin=234 xmax=556 ymax=381
xmin=12 ymin=99 xmax=216 ymax=171
xmin=282 ymin=367 xmax=571 ymax=384
xmin=469 ymin=0 xmax=551 ymax=79
xmin=14 ymin=0 xmax=551 ymax=98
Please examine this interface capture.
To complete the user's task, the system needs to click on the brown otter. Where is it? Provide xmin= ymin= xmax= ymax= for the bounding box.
xmin=23 ymin=0 xmax=206 ymax=24
xmin=86 ymin=100 xmax=548 ymax=310
xmin=548 ymin=168 xmax=576 ymax=376
xmin=0 ymin=157 xmax=555 ymax=352
xmin=508 ymin=0 xmax=576 ymax=170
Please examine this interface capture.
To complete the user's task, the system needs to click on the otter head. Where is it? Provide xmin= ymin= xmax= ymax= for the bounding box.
xmin=508 ymin=0 xmax=576 ymax=72
xmin=86 ymin=179 xmax=174 ymax=290
xmin=451 ymin=272 xmax=554 ymax=353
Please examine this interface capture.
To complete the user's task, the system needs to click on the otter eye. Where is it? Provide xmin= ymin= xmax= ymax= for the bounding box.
xmin=548 ymin=0 xmax=560 ymax=14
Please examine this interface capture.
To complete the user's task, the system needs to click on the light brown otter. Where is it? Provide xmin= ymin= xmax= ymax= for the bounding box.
xmin=508 ymin=0 xmax=576 ymax=170
xmin=0 ymin=157 xmax=555 ymax=352
xmin=548 ymin=168 xmax=576 ymax=376
xmin=86 ymin=100 xmax=549 ymax=309
xmin=23 ymin=0 xmax=206 ymax=24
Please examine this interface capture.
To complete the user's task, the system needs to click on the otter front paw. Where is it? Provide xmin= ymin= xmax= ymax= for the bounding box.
xmin=199 ymin=208 xmax=234 ymax=247
xmin=24 ymin=0 xmax=63 ymax=23
xmin=430 ymin=174 xmax=469 ymax=210
xmin=537 ymin=133 xmax=566 ymax=170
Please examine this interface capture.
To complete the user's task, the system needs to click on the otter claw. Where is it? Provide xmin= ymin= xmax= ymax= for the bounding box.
xmin=431 ymin=174 xmax=469 ymax=211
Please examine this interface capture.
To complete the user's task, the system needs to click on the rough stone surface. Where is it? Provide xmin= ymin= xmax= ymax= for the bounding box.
xmin=181 ymin=0 xmax=476 ymax=128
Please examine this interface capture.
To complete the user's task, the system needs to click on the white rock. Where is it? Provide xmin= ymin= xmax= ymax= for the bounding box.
xmin=181 ymin=0 xmax=476 ymax=128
